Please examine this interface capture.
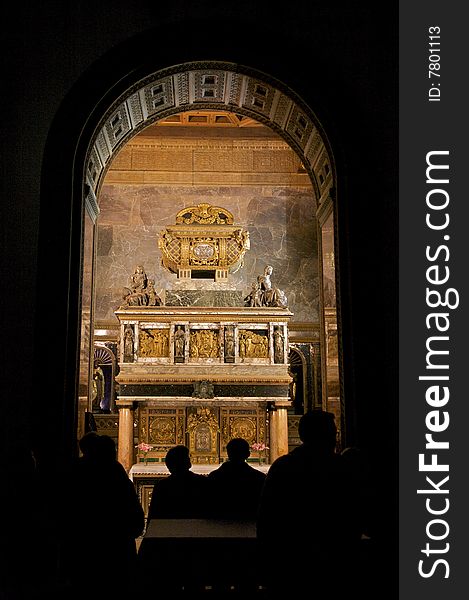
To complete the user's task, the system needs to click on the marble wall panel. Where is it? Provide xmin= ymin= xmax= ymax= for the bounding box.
xmin=96 ymin=184 xmax=319 ymax=323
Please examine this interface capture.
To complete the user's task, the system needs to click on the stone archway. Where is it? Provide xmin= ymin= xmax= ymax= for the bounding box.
xmin=85 ymin=62 xmax=335 ymax=206
xmin=80 ymin=61 xmax=342 ymax=453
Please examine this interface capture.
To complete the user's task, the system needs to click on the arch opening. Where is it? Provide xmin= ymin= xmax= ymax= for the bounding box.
xmin=77 ymin=62 xmax=343 ymax=462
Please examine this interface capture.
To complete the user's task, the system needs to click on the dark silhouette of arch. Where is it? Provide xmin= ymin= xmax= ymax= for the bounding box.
xmin=1 ymin=5 xmax=397 ymax=599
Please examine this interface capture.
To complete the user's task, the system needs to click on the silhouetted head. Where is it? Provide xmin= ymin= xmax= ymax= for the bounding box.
xmin=298 ymin=410 xmax=337 ymax=452
xmin=226 ymin=438 xmax=250 ymax=462
xmin=97 ymin=435 xmax=117 ymax=462
xmin=79 ymin=433 xmax=117 ymax=462
xmin=165 ymin=445 xmax=191 ymax=475
xmin=79 ymin=431 xmax=100 ymax=458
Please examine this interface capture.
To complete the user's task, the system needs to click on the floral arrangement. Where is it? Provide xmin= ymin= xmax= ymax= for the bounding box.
xmin=251 ymin=442 xmax=269 ymax=452
xmin=251 ymin=442 xmax=269 ymax=465
xmin=135 ymin=442 xmax=154 ymax=463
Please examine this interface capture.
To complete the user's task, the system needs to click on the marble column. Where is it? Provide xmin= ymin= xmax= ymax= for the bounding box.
xmin=116 ymin=399 xmax=135 ymax=472
xmin=269 ymin=400 xmax=290 ymax=462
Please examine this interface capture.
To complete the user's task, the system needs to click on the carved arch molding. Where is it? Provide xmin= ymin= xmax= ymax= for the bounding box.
xmin=85 ymin=61 xmax=335 ymax=213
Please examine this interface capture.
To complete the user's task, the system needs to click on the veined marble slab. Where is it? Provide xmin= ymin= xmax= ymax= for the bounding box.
xmin=165 ymin=290 xmax=244 ymax=307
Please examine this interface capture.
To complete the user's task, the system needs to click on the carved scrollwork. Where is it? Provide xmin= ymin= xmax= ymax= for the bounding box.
xmin=176 ymin=203 xmax=234 ymax=225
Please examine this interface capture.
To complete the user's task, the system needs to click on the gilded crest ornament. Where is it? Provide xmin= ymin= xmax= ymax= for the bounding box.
xmin=192 ymin=381 xmax=215 ymax=399
xmin=158 ymin=203 xmax=250 ymax=280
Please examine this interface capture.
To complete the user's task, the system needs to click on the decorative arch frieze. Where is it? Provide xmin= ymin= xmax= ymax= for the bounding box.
xmin=85 ymin=61 xmax=335 ymax=208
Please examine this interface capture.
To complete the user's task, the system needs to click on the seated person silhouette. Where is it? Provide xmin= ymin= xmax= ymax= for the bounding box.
xmin=257 ymin=410 xmax=361 ymax=597
xmin=61 ymin=434 xmax=144 ymax=598
xmin=147 ymin=445 xmax=208 ymax=519
xmin=207 ymin=437 xmax=266 ymax=520
xmin=142 ymin=445 xmax=210 ymax=595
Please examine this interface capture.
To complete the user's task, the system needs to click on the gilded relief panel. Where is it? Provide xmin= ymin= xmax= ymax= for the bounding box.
xmin=138 ymin=408 xmax=185 ymax=458
xmin=220 ymin=408 xmax=267 ymax=459
xmin=238 ymin=330 xmax=269 ymax=359
xmin=229 ymin=416 xmax=257 ymax=443
xmin=189 ymin=329 xmax=220 ymax=359
xmin=138 ymin=328 xmax=170 ymax=357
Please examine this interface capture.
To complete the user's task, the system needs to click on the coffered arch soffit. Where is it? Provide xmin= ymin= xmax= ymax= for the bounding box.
xmin=85 ymin=62 xmax=335 ymax=212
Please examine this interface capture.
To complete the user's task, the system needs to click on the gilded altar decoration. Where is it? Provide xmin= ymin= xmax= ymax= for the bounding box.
xmin=244 ymin=265 xmax=288 ymax=308
xmin=186 ymin=407 xmax=220 ymax=462
xmin=221 ymin=409 xmax=267 ymax=450
xmin=149 ymin=416 xmax=176 ymax=445
xmin=231 ymin=416 xmax=257 ymax=444
xmin=189 ymin=329 xmax=220 ymax=358
xmin=121 ymin=265 xmax=163 ymax=307
xmin=192 ymin=380 xmax=215 ymax=399
xmin=176 ymin=203 xmax=234 ymax=225
xmin=158 ymin=203 xmax=250 ymax=280
xmin=186 ymin=407 xmax=220 ymax=432
xmin=238 ymin=330 xmax=269 ymax=358
xmin=139 ymin=329 xmax=170 ymax=357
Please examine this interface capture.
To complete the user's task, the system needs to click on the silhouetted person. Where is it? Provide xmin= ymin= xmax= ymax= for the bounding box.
xmin=257 ymin=410 xmax=361 ymax=598
xmin=147 ymin=445 xmax=208 ymax=519
xmin=60 ymin=434 xmax=144 ymax=600
xmin=207 ymin=437 xmax=266 ymax=520
xmin=78 ymin=429 xmax=100 ymax=457
xmin=140 ymin=445 xmax=209 ymax=595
